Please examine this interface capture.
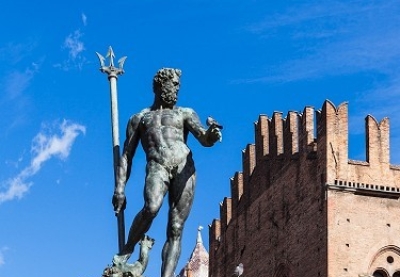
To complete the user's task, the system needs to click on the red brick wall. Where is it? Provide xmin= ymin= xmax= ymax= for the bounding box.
xmin=210 ymin=103 xmax=327 ymax=277
xmin=209 ymin=100 xmax=400 ymax=277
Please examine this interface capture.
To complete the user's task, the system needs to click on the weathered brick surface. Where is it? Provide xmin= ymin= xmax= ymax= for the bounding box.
xmin=326 ymin=190 xmax=400 ymax=276
xmin=209 ymin=100 xmax=400 ymax=277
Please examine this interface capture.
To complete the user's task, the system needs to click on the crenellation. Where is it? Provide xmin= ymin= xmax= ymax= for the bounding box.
xmin=284 ymin=111 xmax=299 ymax=156
xmin=230 ymin=172 xmax=244 ymax=217
xmin=255 ymin=115 xmax=270 ymax=161
xmin=227 ymin=100 xmax=400 ymax=215
xmin=300 ymin=106 xmax=316 ymax=155
xmin=315 ymin=107 xmax=325 ymax=184
xmin=218 ymin=202 xmax=224 ymax=243
xmin=366 ymin=115 xmax=390 ymax=166
xmin=336 ymin=103 xmax=349 ymax=176
xmin=242 ymin=144 xmax=256 ymax=188
xmin=220 ymin=197 xmax=232 ymax=232
xmin=210 ymin=100 xmax=400 ymax=277
xmin=317 ymin=100 xmax=349 ymax=183
xmin=208 ymin=219 xmax=221 ymax=275
xmin=270 ymin=112 xmax=284 ymax=157
xmin=209 ymin=219 xmax=221 ymax=247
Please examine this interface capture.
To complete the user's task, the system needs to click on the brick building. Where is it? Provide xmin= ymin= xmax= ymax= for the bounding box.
xmin=209 ymin=100 xmax=400 ymax=277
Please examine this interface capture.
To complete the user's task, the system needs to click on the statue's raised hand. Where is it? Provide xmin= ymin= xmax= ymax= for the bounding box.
xmin=206 ymin=116 xmax=223 ymax=143
xmin=207 ymin=126 xmax=222 ymax=143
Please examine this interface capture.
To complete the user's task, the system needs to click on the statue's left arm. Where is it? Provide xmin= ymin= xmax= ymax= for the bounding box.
xmin=183 ymin=108 xmax=222 ymax=147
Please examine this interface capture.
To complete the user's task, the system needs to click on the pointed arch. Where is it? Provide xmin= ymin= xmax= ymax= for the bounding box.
xmin=369 ymin=245 xmax=400 ymax=276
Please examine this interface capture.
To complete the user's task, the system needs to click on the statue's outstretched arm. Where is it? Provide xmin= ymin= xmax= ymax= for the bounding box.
xmin=184 ymin=108 xmax=222 ymax=147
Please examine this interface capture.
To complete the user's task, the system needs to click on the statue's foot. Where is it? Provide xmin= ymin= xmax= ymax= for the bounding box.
xmin=113 ymin=253 xmax=131 ymax=266
xmin=103 ymin=264 xmax=136 ymax=277
xmin=103 ymin=265 xmax=123 ymax=277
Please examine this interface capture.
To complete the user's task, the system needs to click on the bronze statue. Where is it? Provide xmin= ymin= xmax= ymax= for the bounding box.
xmin=112 ymin=68 xmax=222 ymax=277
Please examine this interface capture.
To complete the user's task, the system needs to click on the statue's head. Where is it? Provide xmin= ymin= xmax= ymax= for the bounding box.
xmin=153 ymin=68 xmax=182 ymax=107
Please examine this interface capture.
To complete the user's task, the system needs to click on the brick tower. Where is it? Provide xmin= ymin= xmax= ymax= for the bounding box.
xmin=209 ymin=100 xmax=400 ymax=277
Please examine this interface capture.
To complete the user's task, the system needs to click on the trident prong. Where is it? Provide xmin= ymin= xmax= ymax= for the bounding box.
xmin=118 ymin=56 xmax=127 ymax=70
xmin=96 ymin=46 xmax=126 ymax=78
xmin=95 ymin=52 xmax=106 ymax=67
xmin=106 ymin=46 xmax=115 ymax=67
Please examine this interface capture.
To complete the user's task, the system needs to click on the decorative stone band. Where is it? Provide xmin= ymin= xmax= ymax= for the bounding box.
xmin=326 ymin=179 xmax=400 ymax=199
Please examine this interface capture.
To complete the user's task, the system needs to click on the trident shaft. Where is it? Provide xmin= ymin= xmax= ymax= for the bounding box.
xmin=96 ymin=46 xmax=127 ymax=253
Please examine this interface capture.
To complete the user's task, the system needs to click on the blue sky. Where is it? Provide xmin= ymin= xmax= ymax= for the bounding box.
xmin=1 ymin=1 xmax=400 ymax=276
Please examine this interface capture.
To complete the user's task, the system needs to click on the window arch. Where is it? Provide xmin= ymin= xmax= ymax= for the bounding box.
xmin=372 ymin=269 xmax=388 ymax=277
xmin=369 ymin=246 xmax=400 ymax=277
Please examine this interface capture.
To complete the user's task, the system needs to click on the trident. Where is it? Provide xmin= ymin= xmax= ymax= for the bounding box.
xmin=96 ymin=46 xmax=127 ymax=253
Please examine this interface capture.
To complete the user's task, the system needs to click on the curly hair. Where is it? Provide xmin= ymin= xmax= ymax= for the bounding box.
xmin=152 ymin=68 xmax=182 ymax=93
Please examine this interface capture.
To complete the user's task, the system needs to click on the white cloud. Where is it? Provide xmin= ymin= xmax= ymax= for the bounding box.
xmin=0 ymin=247 xmax=9 ymax=267
xmin=81 ymin=13 xmax=87 ymax=26
xmin=56 ymin=29 xmax=87 ymax=70
xmin=0 ymin=63 xmax=41 ymax=133
xmin=64 ymin=30 xmax=85 ymax=60
xmin=4 ymin=67 xmax=36 ymax=100
xmin=0 ymin=41 xmax=37 ymax=65
xmin=55 ymin=13 xmax=88 ymax=71
xmin=0 ymin=120 xmax=86 ymax=204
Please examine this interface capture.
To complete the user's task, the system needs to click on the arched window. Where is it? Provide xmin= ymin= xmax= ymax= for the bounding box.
xmin=372 ymin=270 xmax=388 ymax=277
xmin=393 ymin=271 xmax=400 ymax=277
xmin=369 ymin=246 xmax=400 ymax=277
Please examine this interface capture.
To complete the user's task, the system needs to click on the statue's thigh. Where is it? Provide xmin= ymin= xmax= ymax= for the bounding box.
xmin=169 ymin=172 xmax=196 ymax=222
xmin=144 ymin=162 xmax=169 ymax=207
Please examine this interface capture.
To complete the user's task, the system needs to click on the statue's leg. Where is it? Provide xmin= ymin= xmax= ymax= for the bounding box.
xmin=121 ymin=161 xmax=169 ymax=256
xmin=161 ymin=161 xmax=196 ymax=277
